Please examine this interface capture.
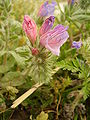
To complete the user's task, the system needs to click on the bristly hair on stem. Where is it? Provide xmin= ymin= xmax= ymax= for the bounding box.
xmin=28 ymin=48 xmax=54 ymax=83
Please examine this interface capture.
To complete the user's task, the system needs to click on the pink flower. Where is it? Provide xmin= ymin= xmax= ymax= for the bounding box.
xmin=40 ymin=25 xmax=69 ymax=56
xmin=23 ymin=15 xmax=69 ymax=56
xmin=22 ymin=15 xmax=37 ymax=44
xmin=39 ymin=16 xmax=55 ymax=36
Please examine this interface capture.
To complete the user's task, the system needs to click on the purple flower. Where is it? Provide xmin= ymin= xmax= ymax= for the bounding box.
xmin=23 ymin=15 xmax=69 ymax=56
xmin=38 ymin=1 xmax=57 ymax=18
xmin=71 ymin=0 xmax=74 ymax=5
xmin=68 ymin=0 xmax=75 ymax=5
xmin=72 ymin=41 xmax=82 ymax=49
xmin=40 ymin=25 xmax=69 ymax=56
xmin=39 ymin=16 xmax=55 ymax=36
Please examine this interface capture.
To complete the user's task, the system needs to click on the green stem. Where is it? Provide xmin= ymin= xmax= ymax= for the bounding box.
xmin=56 ymin=0 xmax=64 ymax=15
xmin=56 ymin=0 xmax=65 ymax=21
xmin=3 ymin=34 xmax=8 ymax=65
xmin=56 ymin=94 xmax=61 ymax=120
xmin=3 ymin=18 xmax=10 ymax=65
xmin=3 ymin=53 xmax=7 ymax=65
xmin=64 ymin=84 xmax=84 ymax=93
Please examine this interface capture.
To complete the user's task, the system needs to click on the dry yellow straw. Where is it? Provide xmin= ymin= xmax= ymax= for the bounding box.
xmin=11 ymin=67 xmax=59 ymax=108
xmin=11 ymin=83 xmax=43 ymax=108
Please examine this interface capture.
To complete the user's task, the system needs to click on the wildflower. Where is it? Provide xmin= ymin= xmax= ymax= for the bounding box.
xmin=72 ymin=41 xmax=82 ymax=49
xmin=22 ymin=15 xmax=37 ymax=44
xmin=40 ymin=25 xmax=69 ymax=56
xmin=68 ymin=0 xmax=75 ymax=5
xmin=38 ymin=1 xmax=56 ymax=18
xmin=39 ymin=16 xmax=55 ymax=36
xmin=23 ymin=15 xmax=69 ymax=56
xmin=71 ymin=0 xmax=75 ymax=4
xmin=31 ymin=48 xmax=39 ymax=56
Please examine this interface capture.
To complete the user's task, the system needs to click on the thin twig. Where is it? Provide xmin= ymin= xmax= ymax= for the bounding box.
xmin=8 ymin=110 xmax=14 ymax=120
xmin=44 ymin=110 xmax=56 ymax=114
xmin=56 ymin=94 xmax=61 ymax=120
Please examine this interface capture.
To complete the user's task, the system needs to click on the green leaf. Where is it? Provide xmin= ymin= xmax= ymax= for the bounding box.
xmin=0 ymin=95 xmax=5 ymax=104
xmin=82 ymin=82 xmax=90 ymax=100
xmin=10 ymin=19 xmax=22 ymax=34
xmin=72 ymin=59 xmax=80 ymax=68
xmin=36 ymin=111 xmax=48 ymax=120
xmin=6 ymin=86 xmax=19 ymax=94
xmin=0 ymin=94 xmax=6 ymax=111
xmin=71 ymin=15 xmax=90 ymax=21
xmin=0 ymin=65 xmax=9 ymax=73
xmin=0 ymin=51 xmax=7 ymax=57
xmin=0 ymin=71 xmax=25 ymax=87
xmin=0 ymin=57 xmax=15 ymax=73
xmin=15 ymin=46 xmax=30 ymax=57
xmin=74 ymin=114 xmax=78 ymax=120
xmin=1 ymin=71 xmax=21 ymax=82
xmin=9 ymin=51 xmax=25 ymax=66
xmin=57 ymin=59 xmax=79 ymax=72
xmin=63 ymin=77 xmax=72 ymax=88
xmin=72 ymin=8 xmax=90 ymax=16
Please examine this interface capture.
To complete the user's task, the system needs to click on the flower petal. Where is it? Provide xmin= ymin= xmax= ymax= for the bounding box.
xmin=40 ymin=25 xmax=69 ymax=56
xmin=72 ymin=41 xmax=82 ymax=49
xmin=46 ymin=31 xmax=69 ymax=56
xmin=39 ymin=16 xmax=55 ymax=36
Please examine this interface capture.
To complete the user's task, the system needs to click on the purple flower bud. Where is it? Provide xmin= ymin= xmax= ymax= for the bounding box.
xmin=40 ymin=25 xmax=69 ymax=56
xmin=72 ymin=41 xmax=82 ymax=49
xmin=38 ymin=1 xmax=56 ymax=18
xmin=39 ymin=16 xmax=55 ymax=36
